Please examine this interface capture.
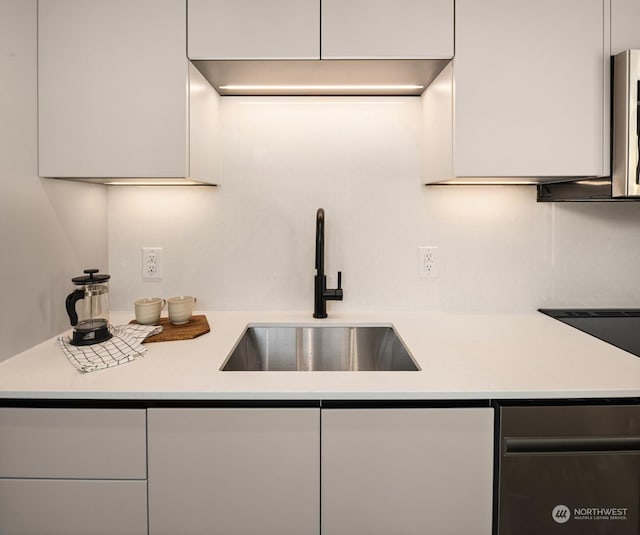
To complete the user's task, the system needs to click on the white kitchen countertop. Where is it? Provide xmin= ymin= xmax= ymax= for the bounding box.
xmin=1 ymin=310 xmax=639 ymax=400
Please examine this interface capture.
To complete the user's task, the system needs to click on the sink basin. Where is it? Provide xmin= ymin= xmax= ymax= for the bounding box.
xmin=221 ymin=325 xmax=420 ymax=371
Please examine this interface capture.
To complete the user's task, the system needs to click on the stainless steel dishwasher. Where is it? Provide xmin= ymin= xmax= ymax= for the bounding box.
xmin=496 ymin=404 xmax=640 ymax=535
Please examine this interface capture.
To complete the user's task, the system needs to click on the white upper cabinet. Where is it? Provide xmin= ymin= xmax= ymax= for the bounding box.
xmin=188 ymin=0 xmax=453 ymax=61
xmin=440 ymin=0 xmax=608 ymax=179
xmin=38 ymin=0 xmax=219 ymax=182
xmin=188 ymin=0 xmax=320 ymax=59
xmin=611 ymin=0 xmax=640 ymax=53
xmin=321 ymin=0 xmax=453 ymax=59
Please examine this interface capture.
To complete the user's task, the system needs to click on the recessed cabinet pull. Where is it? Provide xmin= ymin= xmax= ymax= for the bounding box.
xmin=505 ymin=436 xmax=640 ymax=454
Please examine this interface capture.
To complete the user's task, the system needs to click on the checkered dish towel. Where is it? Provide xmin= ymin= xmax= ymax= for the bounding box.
xmin=58 ymin=324 xmax=163 ymax=373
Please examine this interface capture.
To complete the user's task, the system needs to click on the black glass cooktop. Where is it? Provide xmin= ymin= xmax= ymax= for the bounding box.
xmin=539 ymin=309 xmax=640 ymax=358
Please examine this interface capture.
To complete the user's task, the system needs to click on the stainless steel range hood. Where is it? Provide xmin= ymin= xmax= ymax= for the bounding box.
xmin=191 ymin=59 xmax=450 ymax=96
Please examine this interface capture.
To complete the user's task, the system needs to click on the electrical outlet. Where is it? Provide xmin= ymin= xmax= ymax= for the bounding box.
xmin=144 ymin=250 xmax=158 ymax=263
xmin=418 ymin=246 xmax=438 ymax=278
xmin=142 ymin=247 xmax=163 ymax=280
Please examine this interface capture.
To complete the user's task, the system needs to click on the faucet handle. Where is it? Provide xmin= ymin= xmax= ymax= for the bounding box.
xmin=337 ymin=271 xmax=342 ymax=290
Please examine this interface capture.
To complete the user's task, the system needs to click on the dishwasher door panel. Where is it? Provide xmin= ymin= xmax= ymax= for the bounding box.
xmin=500 ymin=452 xmax=640 ymax=535
xmin=498 ymin=404 xmax=640 ymax=535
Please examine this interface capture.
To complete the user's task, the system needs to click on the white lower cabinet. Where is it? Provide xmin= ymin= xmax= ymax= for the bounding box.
xmin=321 ymin=408 xmax=495 ymax=535
xmin=147 ymin=408 xmax=321 ymax=535
xmin=146 ymin=406 xmax=494 ymax=535
xmin=0 ymin=408 xmax=146 ymax=478
xmin=0 ymin=479 xmax=147 ymax=535
xmin=0 ymin=405 xmax=494 ymax=534
xmin=0 ymin=408 xmax=148 ymax=535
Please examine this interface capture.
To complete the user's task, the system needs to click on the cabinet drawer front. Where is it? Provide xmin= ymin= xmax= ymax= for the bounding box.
xmin=0 ymin=479 xmax=147 ymax=535
xmin=0 ymin=408 xmax=146 ymax=479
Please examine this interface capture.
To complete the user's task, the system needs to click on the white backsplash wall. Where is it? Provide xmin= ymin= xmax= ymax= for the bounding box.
xmin=548 ymin=201 xmax=640 ymax=306
xmin=0 ymin=0 xmax=108 ymax=362
xmin=108 ymin=96 xmax=640 ymax=314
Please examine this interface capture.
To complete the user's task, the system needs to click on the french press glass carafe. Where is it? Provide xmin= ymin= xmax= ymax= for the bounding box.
xmin=65 ymin=268 xmax=112 ymax=346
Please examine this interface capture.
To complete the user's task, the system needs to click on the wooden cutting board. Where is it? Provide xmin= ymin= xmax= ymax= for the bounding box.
xmin=130 ymin=314 xmax=210 ymax=343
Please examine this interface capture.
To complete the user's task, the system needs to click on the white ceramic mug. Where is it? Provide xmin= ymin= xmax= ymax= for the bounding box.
xmin=134 ymin=297 xmax=166 ymax=325
xmin=167 ymin=296 xmax=197 ymax=325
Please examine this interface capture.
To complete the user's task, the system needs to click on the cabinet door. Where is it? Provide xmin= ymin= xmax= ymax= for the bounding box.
xmin=188 ymin=0 xmax=320 ymax=59
xmin=321 ymin=0 xmax=453 ymax=59
xmin=38 ymin=0 xmax=188 ymax=178
xmin=612 ymin=0 xmax=640 ymax=54
xmin=0 ymin=479 xmax=147 ymax=535
xmin=148 ymin=408 xmax=320 ymax=535
xmin=321 ymin=408 xmax=494 ymax=535
xmin=454 ymin=0 xmax=606 ymax=177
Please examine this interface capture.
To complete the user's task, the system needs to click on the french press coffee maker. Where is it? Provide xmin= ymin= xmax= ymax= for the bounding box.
xmin=65 ymin=269 xmax=112 ymax=346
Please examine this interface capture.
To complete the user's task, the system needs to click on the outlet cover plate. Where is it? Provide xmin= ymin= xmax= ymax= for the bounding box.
xmin=418 ymin=246 xmax=438 ymax=278
xmin=142 ymin=247 xmax=163 ymax=280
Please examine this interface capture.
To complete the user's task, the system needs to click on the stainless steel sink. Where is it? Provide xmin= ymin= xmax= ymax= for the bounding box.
xmin=221 ymin=325 xmax=420 ymax=371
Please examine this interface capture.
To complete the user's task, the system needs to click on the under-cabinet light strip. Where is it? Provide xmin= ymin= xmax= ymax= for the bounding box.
xmin=428 ymin=180 xmax=540 ymax=186
xmin=105 ymin=181 xmax=215 ymax=186
xmin=219 ymin=84 xmax=425 ymax=91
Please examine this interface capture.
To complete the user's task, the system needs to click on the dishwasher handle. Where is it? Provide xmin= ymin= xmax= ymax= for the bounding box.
xmin=505 ymin=436 xmax=640 ymax=454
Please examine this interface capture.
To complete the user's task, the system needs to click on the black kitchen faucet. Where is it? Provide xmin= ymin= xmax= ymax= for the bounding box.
xmin=313 ymin=208 xmax=343 ymax=318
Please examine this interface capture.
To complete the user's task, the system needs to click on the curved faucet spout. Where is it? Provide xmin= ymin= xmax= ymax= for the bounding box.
xmin=315 ymin=208 xmax=325 ymax=275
